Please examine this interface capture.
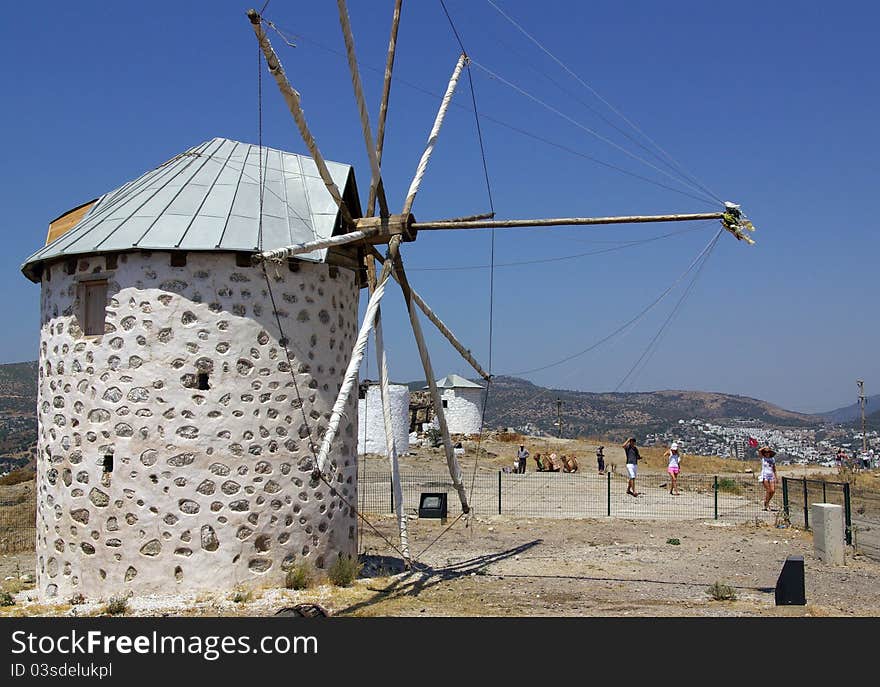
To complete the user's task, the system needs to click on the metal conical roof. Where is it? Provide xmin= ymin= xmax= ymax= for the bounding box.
xmin=427 ymin=374 xmax=484 ymax=389
xmin=21 ymin=137 xmax=360 ymax=281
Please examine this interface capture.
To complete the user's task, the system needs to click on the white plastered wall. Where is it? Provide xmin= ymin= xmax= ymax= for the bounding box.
xmin=433 ymin=387 xmax=484 ymax=436
xmin=357 ymin=384 xmax=410 ymax=456
xmin=34 ymin=251 xmax=359 ymax=599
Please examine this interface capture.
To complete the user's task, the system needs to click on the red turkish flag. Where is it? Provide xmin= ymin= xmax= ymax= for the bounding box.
xmin=748 ymin=437 xmax=759 ymax=448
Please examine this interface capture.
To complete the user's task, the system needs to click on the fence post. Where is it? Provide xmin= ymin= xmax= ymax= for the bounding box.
xmin=390 ymin=474 xmax=394 ymax=514
xmin=822 ymin=481 xmax=827 ymax=503
xmin=714 ymin=476 xmax=718 ymax=520
xmin=498 ymin=470 xmax=502 ymax=515
xmin=606 ymin=471 xmax=611 ymax=517
xmin=843 ymin=482 xmax=852 ymax=545
xmin=782 ymin=477 xmax=789 ymax=520
xmin=803 ymin=478 xmax=809 ymax=530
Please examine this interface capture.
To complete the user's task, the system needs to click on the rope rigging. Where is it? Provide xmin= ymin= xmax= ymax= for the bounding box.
xmin=614 ymin=228 xmax=723 ymax=391
xmin=483 ymin=0 xmax=725 ymax=205
xmin=439 ymin=0 xmax=497 ymax=528
xmin=407 ymin=223 xmax=708 ymax=271
xmin=246 ymin=1 xmax=759 ymax=568
xmin=248 ymin=22 xmax=721 ymax=208
xmin=468 ymin=59 xmax=718 ymax=205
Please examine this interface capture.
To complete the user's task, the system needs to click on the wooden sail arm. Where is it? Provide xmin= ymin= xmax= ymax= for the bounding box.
xmin=387 ymin=240 xmax=471 ymax=514
xmin=247 ymin=9 xmax=355 ymax=229
xmin=411 ymin=212 xmax=725 ymax=231
xmin=313 ymin=240 xmax=399 ymax=476
xmin=367 ymin=0 xmax=403 ymax=219
xmin=252 ymin=227 xmax=381 ymax=263
xmin=401 ymin=53 xmax=467 ymax=217
xmin=337 ymin=0 xmax=390 ymax=217
xmin=348 ymin=208 xmax=754 ymax=245
xmin=367 ymin=245 xmax=490 ymax=382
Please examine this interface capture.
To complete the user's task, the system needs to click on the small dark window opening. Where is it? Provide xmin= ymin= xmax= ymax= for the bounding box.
xmin=288 ymin=260 xmax=300 ymax=273
xmin=358 ymin=387 xmax=367 ymax=400
xmin=105 ymin=254 xmax=118 ymax=270
xmin=441 ymin=399 xmax=448 ymax=408
xmin=65 ymin=260 xmax=77 ymax=275
xmin=197 ymin=372 xmax=210 ymax=390
xmin=328 ymin=266 xmax=339 ymax=279
xmin=235 ymin=252 xmax=253 ymax=267
xmin=170 ymin=252 xmax=187 ymax=267
xmin=102 ymin=454 xmax=114 ymax=473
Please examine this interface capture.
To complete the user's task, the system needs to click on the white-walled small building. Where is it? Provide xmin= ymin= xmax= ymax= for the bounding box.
xmin=357 ymin=381 xmax=410 ymax=456
xmin=428 ymin=374 xmax=485 ymax=436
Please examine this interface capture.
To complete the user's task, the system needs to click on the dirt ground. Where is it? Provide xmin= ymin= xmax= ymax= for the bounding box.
xmin=4 ymin=512 xmax=880 ymax=618
xmin=3 ymin=436 xmax=878 ymax=617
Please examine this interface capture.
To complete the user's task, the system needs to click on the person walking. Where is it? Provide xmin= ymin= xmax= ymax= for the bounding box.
xmin=516 ymin=444 xmax=529 ymax=474
xmin=758 ymin=446 xmax=778 ymax=511
xmin=665 ymin=442 xmax=682 ymax=495
xmin=623 ymin=437 xmax=641 ymax=497
xmin=596 ymin=446 xmax=606 ymax=475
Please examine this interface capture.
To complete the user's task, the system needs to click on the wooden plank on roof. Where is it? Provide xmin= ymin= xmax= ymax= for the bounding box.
xmin=45 ymin=199 xmax=98 ymax=245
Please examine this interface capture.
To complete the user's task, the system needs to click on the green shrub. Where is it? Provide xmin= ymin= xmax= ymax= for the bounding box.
xmin=285 ymin=563 xmax=314 ymax=590
xmin=0 ymin=591 xmax=15 ymax=607
xmin=716 ymin=478 xmax=742 ymax=495
xmin=707 ymin=581 xmax=737 ymax=601
xmin=231 ymin=586 xmax=253 ymax=603
xmin=327 ymin=554 xmax=361 ymax=587
xmin=666 ymin=538 xmax=680 ymax=545
xmin=424 ymin=427 xmax=443 ymax=448
xmin=102 ymin=595 xmax=127 ymax=615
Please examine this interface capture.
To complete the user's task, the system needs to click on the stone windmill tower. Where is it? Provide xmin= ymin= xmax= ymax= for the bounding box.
xmin=21 ymin=137 xmax=366 ymax=599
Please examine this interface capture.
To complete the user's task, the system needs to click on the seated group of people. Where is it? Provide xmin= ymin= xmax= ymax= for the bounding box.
xmin=533 ymin=452 xmax=578 ymax=473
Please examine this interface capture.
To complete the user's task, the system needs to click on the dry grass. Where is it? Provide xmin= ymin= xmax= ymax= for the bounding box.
xmin=0 ymin=480 xmax=36 ymax=554
xmin=0 ymin=467 xmax=35 ymax=486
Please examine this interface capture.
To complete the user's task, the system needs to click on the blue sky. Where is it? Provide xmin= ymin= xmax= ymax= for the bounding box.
xmin=1 ymin=0 xmax=876 ymax=414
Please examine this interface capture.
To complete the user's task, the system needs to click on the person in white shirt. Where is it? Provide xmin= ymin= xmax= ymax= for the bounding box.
xmin=665 ymin=442 xmax=682 ymax=495
xmin=758 ymin=446 xmax=778 ymax=511
xmin=516 ymin=445 xmax=529 ymax=474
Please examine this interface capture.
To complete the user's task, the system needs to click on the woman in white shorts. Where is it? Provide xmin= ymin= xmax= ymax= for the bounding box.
xmin=758 ymin=446 xmax=778 ymax=511
xmin=665 ymin=442 xmax=682 ymax=495
xmin=623 ymin=437 xmax=641 ymax=497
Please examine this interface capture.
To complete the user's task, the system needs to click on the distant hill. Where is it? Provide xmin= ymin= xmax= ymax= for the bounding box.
xmin=854 ymin=408 xmax=880 ymax=432
xmin=820 ymin=394 xmax=880 ymax=424
xmin=405 ymin=375 xmax=819 ymax=438
xmin=0 ymin=361 xmax=38 ymax=415
xmin=0 ymin=361 xmax=38 ymax=470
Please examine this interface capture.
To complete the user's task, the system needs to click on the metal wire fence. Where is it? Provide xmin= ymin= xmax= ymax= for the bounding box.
xmin=358 ymin=468 xmax=785 ymax=523
xmin=3 ymin=471 xmax=875 ymax=563
xmin=781 ymin=477 xmax=879 ymax=560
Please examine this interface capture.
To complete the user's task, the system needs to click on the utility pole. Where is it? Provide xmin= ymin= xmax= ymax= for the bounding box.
xmin=858 ymin=380 xmax=866 ymax=453
xmin=556 ymin=398 xmax=563 ymax=439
